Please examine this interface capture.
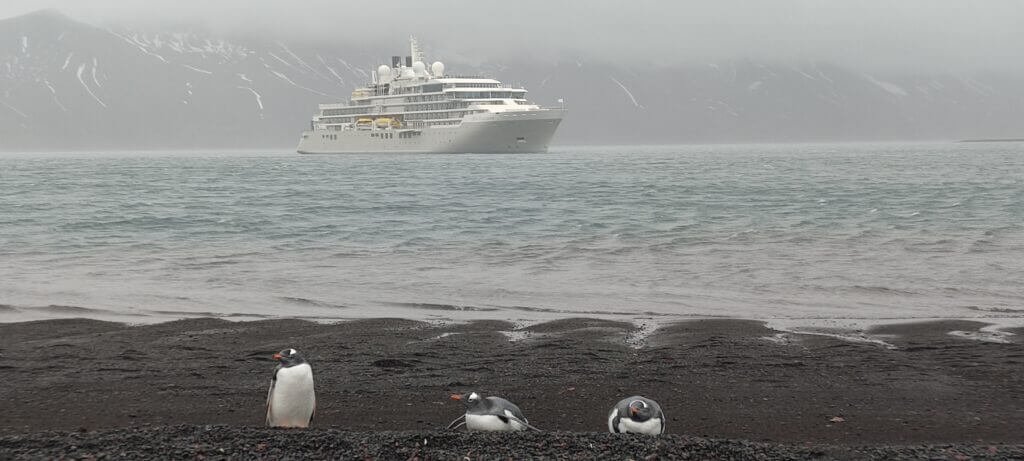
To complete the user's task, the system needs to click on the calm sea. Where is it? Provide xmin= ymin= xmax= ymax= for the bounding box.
xmin=1 ymin=144 xmax=1022 ymax=328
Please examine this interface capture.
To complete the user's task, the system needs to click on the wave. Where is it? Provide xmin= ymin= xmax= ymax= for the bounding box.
xmin=386 ymin=302 xmax=499 ymax=312
xmin=36 ymin=304 xmax=114 ymax=314
xmin=280 ymin=297 xmax=348 ymax=309
xmin=148 ymin=310 xmax=274 ymax=319
xmin=963 ymin=306 xmax=1024 ymax=314
xmin=847 ymin=285 xmax=921 ymax=296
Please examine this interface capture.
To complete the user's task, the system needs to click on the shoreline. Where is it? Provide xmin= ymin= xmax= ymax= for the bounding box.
xmin=1 ymin=317 xmax=1023 ymax=454
xmin=3 ymin=303 xmax=1024 ymax=347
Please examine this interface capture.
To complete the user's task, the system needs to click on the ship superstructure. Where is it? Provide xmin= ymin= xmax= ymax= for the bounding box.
xmin=296 ymin=38 xmax=564 ymax=154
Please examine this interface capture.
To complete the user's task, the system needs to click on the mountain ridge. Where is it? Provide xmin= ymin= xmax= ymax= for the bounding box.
xmin=2 ymin=10 xmax=1022 ymax=150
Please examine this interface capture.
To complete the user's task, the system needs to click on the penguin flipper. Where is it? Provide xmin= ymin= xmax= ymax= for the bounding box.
xmin=265 ymin=365 xmax=283 ymax=426
xmin=446 ymin=414 xmax=466 ymax=430
xmin=609 ymin=409 xmax=622 ymax=433
xmin=505 ymin=412 xmax=542 ymax=432
xmin=265 ymin=378 xmax=276 ymax=426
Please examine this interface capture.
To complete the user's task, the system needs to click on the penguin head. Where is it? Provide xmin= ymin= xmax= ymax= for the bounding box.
xmin=450 ymin=392 xmax=483 ymax=408
xmin=627 ymin=399 xmax=655 ymax=421
xmin=273 ymin=348 xmax=307 ymax=367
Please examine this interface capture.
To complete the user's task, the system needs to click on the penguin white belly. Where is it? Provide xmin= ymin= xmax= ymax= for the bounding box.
xmin=465 ymin=411 xmax=525 ymax=431
xmin=267 ymin=363 xmax=315 ymax=428
xmin=617 ymin=417 xmax=663 ymax=435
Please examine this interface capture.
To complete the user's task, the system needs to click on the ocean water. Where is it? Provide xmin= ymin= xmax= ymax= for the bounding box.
xmin=1 ymin=143 xmax=1023 ymax=328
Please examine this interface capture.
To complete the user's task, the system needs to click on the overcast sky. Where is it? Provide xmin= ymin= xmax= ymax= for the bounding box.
xmin=2 ymin=0 xmax=1022 ymax=71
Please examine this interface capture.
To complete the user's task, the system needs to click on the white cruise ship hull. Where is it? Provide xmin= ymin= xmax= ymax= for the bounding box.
xmin=296 ymin=109 xmax=564 ymax=154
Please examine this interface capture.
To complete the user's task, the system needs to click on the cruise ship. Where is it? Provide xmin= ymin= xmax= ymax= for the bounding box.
xmin=296 ymin=38 xmax=565 ymax=154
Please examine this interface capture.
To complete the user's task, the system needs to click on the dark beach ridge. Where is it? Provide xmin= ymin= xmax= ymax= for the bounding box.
xmin=1 ymin=317 xmax=1023 ymax=459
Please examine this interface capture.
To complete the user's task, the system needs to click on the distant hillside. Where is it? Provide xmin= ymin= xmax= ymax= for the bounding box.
xmin=2 ymin=10 xmax=1023 ymax=149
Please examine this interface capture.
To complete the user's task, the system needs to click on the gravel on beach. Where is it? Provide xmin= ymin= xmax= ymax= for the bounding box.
xmin=3 ymin=425 xmax=1023 ymax=460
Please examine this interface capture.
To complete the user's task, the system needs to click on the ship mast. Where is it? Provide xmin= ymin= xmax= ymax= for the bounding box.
xmin=410 ymin=36 xmax=425 ymax=66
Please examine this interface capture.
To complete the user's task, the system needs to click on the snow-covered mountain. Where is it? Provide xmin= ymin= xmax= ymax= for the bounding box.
xmin=2 ymin=10 xmax=1022 ymax=150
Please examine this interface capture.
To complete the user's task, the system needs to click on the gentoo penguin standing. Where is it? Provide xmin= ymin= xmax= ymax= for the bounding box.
xmin=447 ymin=392 xmax=540 ymax=432
xmin=266 ymin=348 xmax=316 ymax=428
xmin=608 ymin=396 xmax=665 ymax=435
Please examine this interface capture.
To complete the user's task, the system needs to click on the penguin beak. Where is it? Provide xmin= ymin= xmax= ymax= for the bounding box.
xmin=630 ymin=407 xmax=639 ymax=416
xmin=273 ymin=353 xmax=283 ymax=360
xmin=450 ymin=394 xmax=462 ymax=401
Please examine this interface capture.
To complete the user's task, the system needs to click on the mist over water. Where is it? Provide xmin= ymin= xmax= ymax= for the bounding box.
xmin=1 ymin=144 xmax=1023 ymax=327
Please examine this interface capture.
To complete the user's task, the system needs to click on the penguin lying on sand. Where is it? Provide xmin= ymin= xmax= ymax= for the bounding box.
xmin=447 ymin=392 xmax=540 ymax=432
xmin=266 ymin=348 xmax=316 ymax=428
xmin=608 ymin=396 xmax=664 ymax=435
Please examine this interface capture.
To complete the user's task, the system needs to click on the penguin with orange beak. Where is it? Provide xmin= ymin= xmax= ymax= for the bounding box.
xmin=608 ymin=396 xmax=664 ymax=435
xmin=266 ymin=348 xmax=316 ymax=428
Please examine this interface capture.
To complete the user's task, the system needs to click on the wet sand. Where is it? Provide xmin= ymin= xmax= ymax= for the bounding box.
xmin=1 ymin=317 xmax=1023 ymax=458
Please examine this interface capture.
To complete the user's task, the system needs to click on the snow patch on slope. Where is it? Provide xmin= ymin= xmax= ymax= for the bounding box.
xmin=76 ymin=64 xmax=107 ymax=108
xmin=182 ymin=64 xmax=213 ymax=75
xmin=91 ymin=58 xmax=102 ymax=87
xmin=268 ymin=52 xmax=298 ymax=71
xmin=237 ymin=86 xmax=264 ymax=111
xmin=1 ymin=100 xmax=28 ymax=118
xmin=610 ymin=76 xmax=644 ymax=108
xmin=42 ymin=79 xmax=69 ymax=112
xmin=317 ymin=54 xmax=345 ymax=85
xmin=863 ymin=74 xmax=908 ymax=97
xmin=107 ymin=29 xmax=169 ymax=63
xmin=279 ymin=43 xmax=327 ymax=79
xmin=271 ymin=70 xmax=332 ymax=97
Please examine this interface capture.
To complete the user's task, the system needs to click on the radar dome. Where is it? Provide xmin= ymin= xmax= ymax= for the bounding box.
xmin=377 ymin=65 xmax=393 ymax=82
xmin=431 ymin=61 xmax=445 ymax=77
xmin=412 ymin=61 xmax=427 ymax=75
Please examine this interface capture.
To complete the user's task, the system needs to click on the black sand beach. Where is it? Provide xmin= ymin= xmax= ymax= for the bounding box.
xmin=1 ymin=317 xmax=1023 ymax=459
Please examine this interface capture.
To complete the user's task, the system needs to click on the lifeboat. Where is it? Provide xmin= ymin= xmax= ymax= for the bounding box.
xmin=374 ymin=118 xmax=401 ymax=128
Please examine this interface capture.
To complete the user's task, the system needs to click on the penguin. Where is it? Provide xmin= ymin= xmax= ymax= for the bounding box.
xmin=608 ymin=396 xmax=665 ymax=435
xmin=447 ymin=392 xmax=540 ymax=432
xmin=266 ymin=348 xmax=316 ymax=428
